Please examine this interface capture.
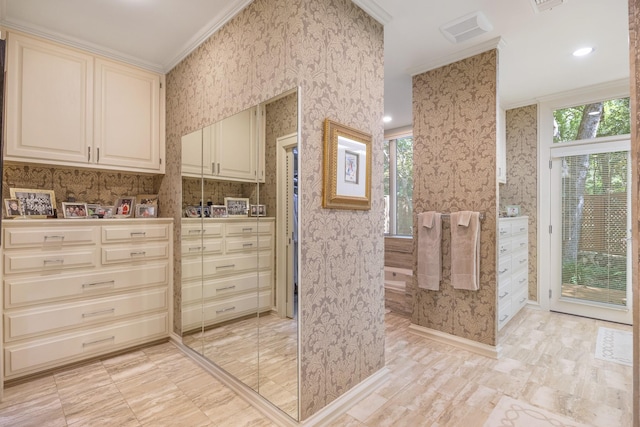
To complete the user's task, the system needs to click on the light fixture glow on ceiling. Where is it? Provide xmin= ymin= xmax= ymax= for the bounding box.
xmin=573 ymin=47 xmax=594 ymax=57
xmin=383 ymin=116 xmax=392 ymax=123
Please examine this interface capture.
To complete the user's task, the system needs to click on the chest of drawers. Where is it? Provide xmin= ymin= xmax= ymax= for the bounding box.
xmin=2 ymin=218 xmax=173 ymax=380
xmin=181 ymin=218 xmax=274 ymax=333
xmin=497 ymin=216 xmax=529 ymax=330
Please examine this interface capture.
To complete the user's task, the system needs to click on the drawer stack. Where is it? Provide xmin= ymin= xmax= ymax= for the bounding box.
xmin=2 ymin=219 xmax=172 ymax=380
xmin=181 ymin=217 xmax=274 ymax=333
xmin=497 ymin=216 xmax=528 ymax=330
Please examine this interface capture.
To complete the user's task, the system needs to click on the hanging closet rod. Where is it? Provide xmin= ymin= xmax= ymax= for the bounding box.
xmin=440 ymin=212 xmax=485 ymax=221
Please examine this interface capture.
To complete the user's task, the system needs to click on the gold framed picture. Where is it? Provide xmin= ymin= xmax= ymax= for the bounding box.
xmin=322 ymin=119 xmax=372 ymax=210
xmin=9 ymin=188 xmax=56 ymax=218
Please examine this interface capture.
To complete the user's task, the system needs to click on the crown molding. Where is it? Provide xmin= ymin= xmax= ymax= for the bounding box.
xmin=351 ymin=0 xmax=393 ymax=25
xmin=408 ymin=36 xmax=506 ymax=77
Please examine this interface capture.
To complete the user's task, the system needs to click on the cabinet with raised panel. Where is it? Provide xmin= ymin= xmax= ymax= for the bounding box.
xmin=5 ymin=31 xmax=165 ymax=174
xmin=2 ymin=219 xmax=173 ymax=381
xmin=497 ymin=216 xmax=528 ymax=330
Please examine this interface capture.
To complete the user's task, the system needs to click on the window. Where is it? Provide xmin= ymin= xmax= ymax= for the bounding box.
xmin=384 ymin=135 xmax=413 ymax=236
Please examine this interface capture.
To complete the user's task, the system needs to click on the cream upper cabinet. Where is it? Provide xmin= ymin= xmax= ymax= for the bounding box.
xmin=93 ymin=58 xmax=162 ymax=172
xmin=4 ymin=32 xmax=165 ymax=174
xmin=181 ymin=105 xmax=265 ymax=183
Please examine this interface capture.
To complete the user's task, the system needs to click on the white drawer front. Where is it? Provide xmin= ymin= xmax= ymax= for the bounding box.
xmin=182 ymin=222 xmax=224 ymax=238
xmin=4 ymin=249 xmax=98 ymax=274
xmin=513 ymin=286 xmax=529 ymax=311
xmin=512 ymin=252 xmax=528 ymax=273
xmin=5 ymin=312 xmax=168 ymax=378
xmin=102 ymin=242 xmax=169 ymax=264
xmin=202 ymin=252 xmax=272 ymax=277
xmin=498 ymin=240 xmax=511 ymax=257
xmin=182 ymin=271 xmax=272 ymax=304
xmin=498 ymin=276 xmax=512 ymax=302
xmin=225 ymin=236 xmax=272 ymax=253
xmin=511 ymin=235 xmax=528 ymax=253
xmin=498 ymin=255 xmax=511 ymax=281
xmin=498 ymin=223 xmax=512 ymax=238
xmin=498 ymin=299 xmax=512 ymax=330
xmin=102 ymin=224 xmax=169 ymax=243
xmin=5 ymin=287 xmax=168 ymax=341
xmin=511 ymin=220 xmax=528 ymax=236
xmin=226 ymin=221 xmax=273 ymax=236
xmin=3 ymin=226 xmax=99 ymax=249
xmin=181 ymin=238 xmax=223 ymax=256
xmin=5 ymin=262 xmax=169 ymax=308
xmin=183 ymin=290 xmax=271 ymax=328
xmin=512 ymin=269 xmax=528 ymax=293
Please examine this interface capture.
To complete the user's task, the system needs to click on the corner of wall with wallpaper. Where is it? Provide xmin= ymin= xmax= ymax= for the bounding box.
xmin=501 ymin=105 xmax=538 ymax=301
xmin=162 ymin=0 xmax=385 ymax=420
xmin=411 ymin=49 xmax=498 ymax=347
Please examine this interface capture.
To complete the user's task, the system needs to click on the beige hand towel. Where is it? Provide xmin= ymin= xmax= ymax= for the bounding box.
xmin=417 ymin=211 xmax=442 ymax=291
xmin=450 ymin=211 xmax=481 ymax=291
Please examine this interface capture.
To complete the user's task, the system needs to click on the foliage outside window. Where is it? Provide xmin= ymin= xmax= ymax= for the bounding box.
xmin=384 ymin=136 xmax=413 ymax=236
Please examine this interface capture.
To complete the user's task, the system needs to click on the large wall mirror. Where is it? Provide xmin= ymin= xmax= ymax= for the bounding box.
xmin=180 ymin=88 xmax=300 ymax=420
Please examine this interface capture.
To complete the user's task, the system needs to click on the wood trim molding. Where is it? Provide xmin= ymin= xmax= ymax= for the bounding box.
xmin=408 ymin=323 xmax=502 ymax=359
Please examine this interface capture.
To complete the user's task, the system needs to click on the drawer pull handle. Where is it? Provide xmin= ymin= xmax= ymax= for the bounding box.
xmin=216 ymin=285 xmax=236 ymax=291
xmin=82 ymin=308 xmax=115 ymax=318
xmin=217 ymin=264 xmax=235 ymax=269
xmin=130 ymin=251 xmax=146 ymax=257
xmin=243 ymin=243 xmax=254 ymax=248
xmin=83 ymin=280 xmax=115 ymax=289
xmin=519 ymin=278 xmax=527 ymax=284
xmin=519 ymin=259 xmax=526 ymax=264
xmin=83 ymin=336 xmax=115 ymax=347
xmin=519 ymin=227 xmax=526 ymax=232
xmin=499 ymin=268 xmax=508 ymax=274
xmin=188 ymin=229 xmax=204 ymax=234
xmin=500 ymin=230 xmax=507 ymax=235
xmin=188 ymin=247 xmax=202 ymax=252
xmin=242 ymin=228 xmax=253 ymax=232
xmin=44 ymin=259 xmax=64 ymax=265
xmin=130 ymin=232 xmax=147 ymax=237
xmin=216 ymin=306 xmax=236 ymax=314
xmin=499 ymin=314 xmax=509 ymax=322
xmin=519 ymin=297 xmax=527 ymax=304
xmin=500 ymin=248 xmax=507 ymax=253
xmin=520 ymin=242 xmax=526 ymax=247
xmin=499 ymin=291 xmax=509 ymax=299
xmin=44 ymin=235 xmax=65 ymax=241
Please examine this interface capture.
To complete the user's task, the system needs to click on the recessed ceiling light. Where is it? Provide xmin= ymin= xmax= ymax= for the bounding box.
xmin=573 ymin=47 xmax=594 ymax=57
xmin=383 ymin=116 xmax=392 ymax=123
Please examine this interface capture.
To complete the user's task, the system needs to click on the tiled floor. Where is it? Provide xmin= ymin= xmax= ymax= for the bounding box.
xmin=0 ymin=306 xmax=632 ymax=426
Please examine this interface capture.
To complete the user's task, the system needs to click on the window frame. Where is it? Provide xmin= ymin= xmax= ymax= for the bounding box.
xmin=384 ymin=130 xmax=413 ymax=237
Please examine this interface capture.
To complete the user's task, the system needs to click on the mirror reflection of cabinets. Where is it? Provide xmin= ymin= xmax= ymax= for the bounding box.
xmin=180 ymin=88 xmax=299 ymax=421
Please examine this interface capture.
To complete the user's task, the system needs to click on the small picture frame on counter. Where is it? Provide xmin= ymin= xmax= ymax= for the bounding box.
xmin=224 ymin=197 xmax=249 ymax=217
xmin=210 ymin=205 xmax=228 ymax=218
xmin=62 ymin=202 xmax=88 ymax=218
xmin=249 ymin=204 xmax=266 ymax=217
xmin=114 ymin=197 xmax=135 ymax=217
xmin=4 ymin=198 xmax=23 ymax=218
xmin=505 ymin=205 xmax=520 ymax=217
xmin=135 ymin=204 xmax=157 ymax=218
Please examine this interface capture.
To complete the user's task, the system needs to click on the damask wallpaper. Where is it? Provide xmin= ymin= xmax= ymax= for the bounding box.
xmin=162 ymin=0 xmax=384 ymax=419
xmin=412 ymin=50 xmax=498 ymax=346
xmin=501 ymin=105 xmax=538 ymax=301
xmin=3 ymin=162 xmax=159 ymax=215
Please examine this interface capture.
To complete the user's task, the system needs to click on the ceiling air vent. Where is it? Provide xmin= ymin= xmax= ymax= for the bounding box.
xmin=530 ymin=0 xmax=564 ymax=13
xmin=440 ymin=11 xmax=493 ymax=44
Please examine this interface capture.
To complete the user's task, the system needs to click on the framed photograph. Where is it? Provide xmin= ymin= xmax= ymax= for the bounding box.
xmin=137 ymin=194 xmax=158 ymax=206
xmin=4 ymin=198 xmax=23 ymax=218
xmin=87 ymin=204 xmax=99 ymax=217
xmin=62 ymin=202 xmax=88 ymax=218
xmin=249 ymin=204 xmax=266 ymax=217
xmin=10 ymin=188 xmax=56 ymax=218
xmin=210 ymin=205 xmax=228 ymax=218
xmin=101 ymin=206 xmax=115 ymax=218
xmin=196 ymin=206 xmax=210 ymax=218
xmin=135 ymin=204 xmax=157 ymax=218
xmin=322 ymin=119 xmax=371 ymax=210
xmin=185 ymin=206 xmax=200 ymax=218
xmin=114 ymin=197 xmax=135 ymax=217
xmin=506 ymin=205 xmax=520 ymax=217
xmin=224 ymin=197 xmax=250 ymax=216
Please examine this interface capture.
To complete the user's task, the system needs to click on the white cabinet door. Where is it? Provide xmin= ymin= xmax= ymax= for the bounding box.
xmin=213 ymin=106 xmax=257 ymax=181
xmin=94 ymin=58 xmax=163 ymax=172
xmin=5 ymin=33 xmax=93 ymax=164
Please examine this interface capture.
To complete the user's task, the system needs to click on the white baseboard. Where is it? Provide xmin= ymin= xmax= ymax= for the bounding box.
xmin=171 ymin=335 xmax=390 ymax=426
xmin=301 ymin=367 xmax=390 ymax=426
xmin=408 ymin=323 xmax=501 ymax=359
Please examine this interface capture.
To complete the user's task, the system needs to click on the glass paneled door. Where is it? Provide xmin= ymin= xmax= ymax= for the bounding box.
xmin=549 ymin=141 xmax=631 ymax=324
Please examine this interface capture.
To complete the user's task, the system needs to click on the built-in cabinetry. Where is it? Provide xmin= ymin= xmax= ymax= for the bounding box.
xmin=4 ymin=31 xmax=165 ymax=174
xmin=181 ymin=106 xmax=264 ymax=182
xmin=181 ymin=217 xmax=273 ymax=332
xmin=2 ymin=219 xmax=172 ymax=381
xmin=497 ymin=216 xmax=528 ymax=330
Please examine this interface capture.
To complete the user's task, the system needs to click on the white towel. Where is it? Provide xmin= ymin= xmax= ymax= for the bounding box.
xmin=450 ymin=211 xmax=481 ymax=291
xmin=417 ymin=211 xmax=442 ymax=291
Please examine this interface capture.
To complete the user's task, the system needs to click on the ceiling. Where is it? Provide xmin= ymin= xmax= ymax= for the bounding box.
xmin=0 ymin=0 xmax=630 ymax=131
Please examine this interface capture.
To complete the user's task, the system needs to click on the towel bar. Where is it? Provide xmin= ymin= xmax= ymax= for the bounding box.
xmin=440 ymin=212 xmax=485 ymax=221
